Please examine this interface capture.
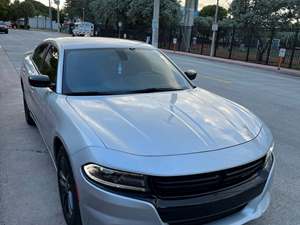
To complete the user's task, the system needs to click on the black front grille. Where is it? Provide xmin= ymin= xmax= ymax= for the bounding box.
xmin=149 ymin=156 xmax=266 ymax=199
xmin=151 ymin=155 xmax=273 ymax=225
xmin=160 ymin=204 xmax=247 ymax=225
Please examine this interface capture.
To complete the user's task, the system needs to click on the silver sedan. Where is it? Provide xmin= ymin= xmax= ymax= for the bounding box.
xmin=20 ymin=37 xmax=275 ymax=225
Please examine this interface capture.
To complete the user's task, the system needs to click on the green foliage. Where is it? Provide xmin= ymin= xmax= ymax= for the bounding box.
xmin=285 ymin=0 xmax=300 ymax=25
xmin=230 ymin=0 xmax=289 ymax=29
xmin=8 ymin=0 xmax=62 ymax=23
xmin=65 ymin=0 xmax=92 ymax=20
xmin=8 ymin=0 xmax=20 ymax=21
xmin=127 ymin=0 xmax=181 ymax=29
xmin=89 ymin=0 xmax=124 ymax=27
xmin=194 ymin=16 xmax=213 ymax=28
xmin=29 ymin=0 xmax=51 ymax=16
xmin=194 ymin=16 xmax=235 ymax=30
xmin=19 ymin=0 xmax=36 ymax=24
xmin=200 ymin=5 xmax=228 ymax=20
xmin=229 ymin=0 xmax=293 ymax=62
xmin=87 ymin=0 xmax=181 ymax=33
xmin=0 ymin=0 xmax=9 ymax=20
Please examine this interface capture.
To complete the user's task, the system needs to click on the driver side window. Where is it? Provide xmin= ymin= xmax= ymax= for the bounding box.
xmin=40 ymin=45 xmax=59 ymax=85
xmin=32 ymin=43 xmax=49 ymax=72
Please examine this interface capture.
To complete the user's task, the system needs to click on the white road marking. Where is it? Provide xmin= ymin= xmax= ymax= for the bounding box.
xmin=201 ymin=74 xmax=232 ymax=84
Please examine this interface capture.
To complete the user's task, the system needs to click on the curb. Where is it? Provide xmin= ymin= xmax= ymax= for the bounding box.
xmin=163 ymin=49 xmax=300 ymax=77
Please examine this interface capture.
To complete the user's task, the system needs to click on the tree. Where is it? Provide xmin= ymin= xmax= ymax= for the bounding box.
xmin=230 ymin=0 xmax=289 ymax=62
xmin=126 ymin=0 xmax=181 ymax=32
xmin=285 ymin=0 xmax=300 ymax=25
xmin=200 ymin=5 xmax=228 ymax=20
xmin=8 ymin=0 xmax=61 ymax=23
xmin=0 ymin=0 xmax=9 ymax=20
xmin=65 ymin=0 xmax=92 ymax=20
xmin=8 ymin=0 xmax=21 ymax=21
xmin=89 ymin=0 xmax=127 ymax=27
xmin=230 ymin=0 xmax=288 ymax=29
xmin=87 ymin=0 xmax=181 ymax=40
xmin=18 ymin=0 xmax=36 ymax=25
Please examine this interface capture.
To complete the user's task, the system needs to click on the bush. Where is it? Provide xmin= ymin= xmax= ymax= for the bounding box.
xmin=18 ymin=24 xmax=30 ymax=29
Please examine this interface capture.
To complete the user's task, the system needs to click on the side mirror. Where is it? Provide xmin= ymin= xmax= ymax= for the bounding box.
xmin=185 ymin=70 xmax=197 ymax=80
xmin=28 ymin=75 xmax=51 ymax=88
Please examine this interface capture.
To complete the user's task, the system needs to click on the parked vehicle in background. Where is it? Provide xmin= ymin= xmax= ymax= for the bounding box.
xmin=72 ymin=22 xmax=94 ymax=36
xmin=4 ymin=21 xmax=12 ymax=29
xmin=0 ymin=22 xmax=8 ymax=34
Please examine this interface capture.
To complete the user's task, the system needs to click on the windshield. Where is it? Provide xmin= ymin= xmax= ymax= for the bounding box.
xmin=63 ymin=48 xmax=192 ymax=95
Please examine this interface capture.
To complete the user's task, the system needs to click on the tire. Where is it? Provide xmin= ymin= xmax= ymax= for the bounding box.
xmin=5 ymin=30 xmax=8 ymax=34
xmin=23 ymin=95 xmax=35 ymax=126
xmin=57 ymin=148 xmax=82 ymax=225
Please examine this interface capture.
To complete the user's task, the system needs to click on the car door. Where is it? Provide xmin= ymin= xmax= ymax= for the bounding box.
xmin=37 ymin=44 xmax=59 ymax=148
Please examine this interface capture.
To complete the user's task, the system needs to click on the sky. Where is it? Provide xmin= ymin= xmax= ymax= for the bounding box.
xmin=37 ymin=0 xmax=231 ymax=10
xmin=198 ymin=0 xmax=231 ymax=9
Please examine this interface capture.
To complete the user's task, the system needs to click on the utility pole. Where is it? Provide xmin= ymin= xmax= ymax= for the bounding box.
xmin=48 ymin=0 xmax=52 ymax=30
xmin=54 ymin=0 xmax=60 ymax=32
xmin=181 ymin=0 xmax=195 ymax=52
xmin=210 ymin=0 xmax=219 ymax=57
xmin=152 ymin=0 xmax=160 ymax=47
xmin=82 ymin=8 xmax=85 ymax=22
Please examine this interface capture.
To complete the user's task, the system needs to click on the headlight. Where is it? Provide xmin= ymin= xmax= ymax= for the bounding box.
xmin=265 ymin=143 xmax=274 ymax=167
xmin=83 ymin=164 xmax=148 ymax=192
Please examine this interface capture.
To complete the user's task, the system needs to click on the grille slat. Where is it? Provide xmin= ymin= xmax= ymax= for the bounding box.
xmin=154 ymin=175 xmax=220 ymax=185
xmin=154 ymin=177 xmax=220 ymax=188
xmin=150 ymin=157 xmax=266 ymax=199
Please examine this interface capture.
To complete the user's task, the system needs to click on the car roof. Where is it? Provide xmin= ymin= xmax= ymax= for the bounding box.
xmin=47 ymin=37 xmax=155 ymax=50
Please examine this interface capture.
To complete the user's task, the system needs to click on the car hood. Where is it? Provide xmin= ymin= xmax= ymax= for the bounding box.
xmin=67 ymin=88 xmax=262 ymax=156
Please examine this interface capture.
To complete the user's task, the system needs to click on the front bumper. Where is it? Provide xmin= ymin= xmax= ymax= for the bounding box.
xmin=77 ymin=156 xmax=275 ymax=225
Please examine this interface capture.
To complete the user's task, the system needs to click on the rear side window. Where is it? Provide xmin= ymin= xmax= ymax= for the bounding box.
xmin=32 ymin=44 xmax=49 ymax=71
xmin=40 ymin=45 xmax=59 ymax=84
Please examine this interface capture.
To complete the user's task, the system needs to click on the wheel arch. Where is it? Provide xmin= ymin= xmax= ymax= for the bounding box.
xmin=53 ymin=136 xmax=68 ymax=164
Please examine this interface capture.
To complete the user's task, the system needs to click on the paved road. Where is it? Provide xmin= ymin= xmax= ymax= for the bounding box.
xmin=0 ymin=29 xmax=299 ymax=225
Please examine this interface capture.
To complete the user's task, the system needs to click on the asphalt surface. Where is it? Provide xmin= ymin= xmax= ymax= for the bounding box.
xmin=0 ymin=29 xmax=299 ymax=225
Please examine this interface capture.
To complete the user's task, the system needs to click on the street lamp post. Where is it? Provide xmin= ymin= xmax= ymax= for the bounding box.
xmin=48 ymin=0 xmax=52 ymax=30
xmin=152 ymin=0 xmax=160 ymax=47
xmin=210 ymin=0 xmax=219 ymax=57
xmin=181 ymin=0 xmax=195 ymax=52
xmin=118 ymin=21 xmax=122 ymax=38
xmin=82 ymin=8 xmax=85 ymax=22
xmin=54 ymin=0 xmax=60 ymax=32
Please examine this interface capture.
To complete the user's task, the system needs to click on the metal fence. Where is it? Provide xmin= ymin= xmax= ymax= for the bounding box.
xmin=160 ymin=26 xmax=300 ymax=70
xmin=73 ymin=23 xmax=300 ymax=70
xmin=29 ymin=16 xmax=58 ymax=30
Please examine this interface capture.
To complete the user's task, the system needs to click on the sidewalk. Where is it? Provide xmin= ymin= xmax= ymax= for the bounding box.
xmin=163 ymin=49 xmax=300 ymax=77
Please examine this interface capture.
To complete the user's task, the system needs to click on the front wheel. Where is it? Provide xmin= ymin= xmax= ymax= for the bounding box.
xmin=23 ymin=95 xmax=35 ymax=126
xmin=57 ymin=148 xmax=82 ymax=225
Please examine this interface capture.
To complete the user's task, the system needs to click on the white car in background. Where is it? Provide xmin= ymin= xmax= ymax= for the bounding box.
xmin=72 ymin=22 xmax=94 ymax=36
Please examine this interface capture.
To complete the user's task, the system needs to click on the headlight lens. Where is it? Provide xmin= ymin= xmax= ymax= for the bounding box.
xmin=83 ymin=164 xmax=148 ymax=192
xmin=265 ymin=143 xmax=274 ymax=167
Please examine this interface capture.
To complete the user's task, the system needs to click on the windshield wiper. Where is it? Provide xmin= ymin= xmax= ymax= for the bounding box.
xmin=66 ymin=88 xmax=186 ymax=96
xmin=127 ymin=88 xmax=185 ymax=94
